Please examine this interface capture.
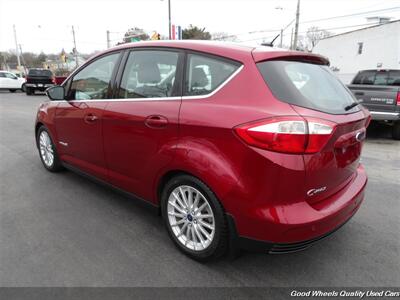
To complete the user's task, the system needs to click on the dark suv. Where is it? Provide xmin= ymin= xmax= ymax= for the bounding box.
xmin=25 ymin=68 xmax=55 ymax=95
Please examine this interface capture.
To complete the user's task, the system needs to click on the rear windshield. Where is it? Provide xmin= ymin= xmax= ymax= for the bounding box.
xmin=352 ymin=70 xmax=400 ymax=86
xmin=257 ymin=60 xmax=358 ymax=114
xmin=28 ymin=69 xmax=53 ymax=77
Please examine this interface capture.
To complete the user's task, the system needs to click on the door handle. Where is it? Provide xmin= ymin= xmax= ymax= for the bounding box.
xmin=84 ymin=113 xmax=98 ymax=124
xmin=354 ymin=92 xmax=364 ymax=96
xmin=144 ymin=115 xmax=168 ymax=128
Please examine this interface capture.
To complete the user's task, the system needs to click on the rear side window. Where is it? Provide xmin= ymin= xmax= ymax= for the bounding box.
xmin=28 ymin=69 xmax=53 ymax=77
xmin=257 ymin=60 xmax=358 ymax=114
xmin=184 ymin=54 xmax=239 ymax=96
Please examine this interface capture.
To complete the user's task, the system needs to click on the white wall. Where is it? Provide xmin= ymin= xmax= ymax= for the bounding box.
xmin=313 ymin=21 xmax=400 ymax=84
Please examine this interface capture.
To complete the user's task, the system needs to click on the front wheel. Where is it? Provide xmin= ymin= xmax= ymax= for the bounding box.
xmin=26 ymin=88 xmax=34 ymax=95
xmin=36 ymin=126 xmax=63 ymax=172
xmin=161 ymin=175 xmax=228 ymax=262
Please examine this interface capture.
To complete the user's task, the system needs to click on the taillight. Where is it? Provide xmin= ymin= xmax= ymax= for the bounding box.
xmin=396 ymin=91 xmax=400 ymax=106
xmin=234 ymin=116 xmax=336 ymax=154
xmin=51 ymin=76 xmax=56 ymax=84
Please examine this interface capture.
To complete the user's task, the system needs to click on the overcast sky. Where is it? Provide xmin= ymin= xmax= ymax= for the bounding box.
xmin=0 ymin=0 xmax=399 ymax=54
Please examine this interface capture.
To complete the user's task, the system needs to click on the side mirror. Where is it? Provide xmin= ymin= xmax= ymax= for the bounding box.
xmin=46 ymin=86 xmax=65 ymax=101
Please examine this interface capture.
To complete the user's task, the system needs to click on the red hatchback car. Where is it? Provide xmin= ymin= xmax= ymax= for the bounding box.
xmin=36 ymin=41 xmax=369 ymax=261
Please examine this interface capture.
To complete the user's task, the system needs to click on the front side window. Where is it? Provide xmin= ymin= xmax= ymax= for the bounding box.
xmin=119 ymin=50 xmax=179 ymax=98
xmin=184 ymin=54 xmax=239 ymax=96
xmin=4 ymin=72 xmax=17 ymax=79
xmin=69 ymin=53 xmax=120 ymax=100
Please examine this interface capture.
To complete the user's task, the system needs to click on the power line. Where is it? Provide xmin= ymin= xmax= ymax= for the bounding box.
xmin=215 ymin=6 xmax=400 ymax=41
xmin=238 ymin=21 xmax=386 ymax=43
xmin=300 ymin=6 xmax=400 ymax=24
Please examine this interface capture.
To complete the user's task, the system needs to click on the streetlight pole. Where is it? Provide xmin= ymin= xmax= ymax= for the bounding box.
xmin=168 ymin=0 xmax=171 ymax=39
xmin=161 ymin=0 xmax=172 ymax=39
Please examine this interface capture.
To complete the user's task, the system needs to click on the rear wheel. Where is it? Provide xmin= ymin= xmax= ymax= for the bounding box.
xmin=392 ymin=121 xmax=400 ymax=140
xmin=161 ymin=175 xmax=228 ymax=262
xmin=21 ymin=83 xmax=26 ymax=92
xmin=36 ymin=126 xmax=63 ymax=172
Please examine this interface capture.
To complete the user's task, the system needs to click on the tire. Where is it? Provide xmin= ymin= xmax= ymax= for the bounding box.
xmin=9 ymin=89 xmax=16 ymax=93
xmin=392 ymin=121 xmax=400 ymax=140
xmin=36 ymin=126 xmax=63 ymax=172
xmin=161 ymin=174 xmax=228 ymax=262
xmin=26 ymin=88 xmax=33 ymax=95
xmin=21 ymin=83 xmax=26 ymax=92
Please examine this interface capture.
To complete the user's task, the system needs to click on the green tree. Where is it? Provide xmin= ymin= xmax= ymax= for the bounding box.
xmin=182 ymin=25 xmax=211 ymax=40
xmin=122 ymin=27 xmax=149 ymax=43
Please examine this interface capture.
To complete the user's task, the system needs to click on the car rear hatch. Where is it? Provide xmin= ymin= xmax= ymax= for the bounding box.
xmin=254 ymin=52 xmax=370 ymax=205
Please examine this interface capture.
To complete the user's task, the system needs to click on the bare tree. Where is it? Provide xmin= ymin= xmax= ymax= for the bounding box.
xmin=211 ymin=32 xmax=238 ymax=42
xmin=306 ymin=26 xmax=332 ymax=50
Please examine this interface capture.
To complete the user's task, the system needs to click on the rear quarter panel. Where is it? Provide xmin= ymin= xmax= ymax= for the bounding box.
xmin=158 ymin=54 xmax=307 ymax=238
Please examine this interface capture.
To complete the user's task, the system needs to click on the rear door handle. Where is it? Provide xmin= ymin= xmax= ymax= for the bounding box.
xmin=84 ymin=113 xmax=98 ymax=124
xmin=144 ymin=115 xmax=168 ymax=128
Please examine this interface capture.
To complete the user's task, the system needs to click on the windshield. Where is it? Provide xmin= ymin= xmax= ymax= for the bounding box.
xmin=257 ymin=60 xmax=359 ymax=114
xmin=28 ymin=69 xmax=53 ymax=77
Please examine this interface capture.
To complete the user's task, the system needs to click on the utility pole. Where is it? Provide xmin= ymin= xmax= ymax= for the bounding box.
xmin=106 ymin=30 xmax=111 ymax=48
xmin=19 ymin=44 xmax=28 ymax=75
xmin=279 ymin=29 xmax=283 ymax=48
xmin=293 ymin=0 xmax=300 ymax=50
xmin=168 ymin=0 xmax=172 ymax=39
xmin=71 ymin=25 xmax=78 ymax=68
xmin=290 ymin=27 xmax=294 ymax=50
xmin=13 ymin=24 xmax=21 ymax=68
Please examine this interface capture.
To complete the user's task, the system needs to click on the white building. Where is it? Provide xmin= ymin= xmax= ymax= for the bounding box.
xmin=313 ymin=20 xmax=400 ymax=83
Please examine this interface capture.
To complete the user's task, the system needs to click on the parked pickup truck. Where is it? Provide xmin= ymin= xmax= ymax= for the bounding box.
xmin=25 ymin=68 xmax=55 ymax=95
xmin=348 ymin=69 xmax=400 ymax=140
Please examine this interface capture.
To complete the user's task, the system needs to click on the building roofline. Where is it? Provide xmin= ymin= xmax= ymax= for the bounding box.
xmin=320 ymin=19 xmax=400 ymax=40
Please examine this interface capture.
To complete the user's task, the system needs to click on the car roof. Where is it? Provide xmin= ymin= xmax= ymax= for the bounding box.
xmin=96 ymin=40 xmax=329 ymax=65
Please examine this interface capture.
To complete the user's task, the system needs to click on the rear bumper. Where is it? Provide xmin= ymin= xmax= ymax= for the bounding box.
xmin=26 ymin=83 xmax=54 ymax=89
xmin=232 ymin=164 xmax=367 ymax=253
xmin=369 ymin=111 xmax=400 ymax=121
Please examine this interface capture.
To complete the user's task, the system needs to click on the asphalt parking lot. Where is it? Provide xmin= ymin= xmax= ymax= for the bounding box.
xmin=0 ymin=91 xmax=399 ymax=287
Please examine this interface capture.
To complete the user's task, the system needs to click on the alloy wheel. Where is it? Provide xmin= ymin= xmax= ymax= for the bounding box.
xmin=167 ymin=185 xmax=215 ymax=251
xmin=39 ymin=131 xmax=54 ymax=167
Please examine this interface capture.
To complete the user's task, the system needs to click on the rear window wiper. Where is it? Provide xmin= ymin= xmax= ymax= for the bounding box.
xmin=344 ymin=101 xmax=360 ymax=111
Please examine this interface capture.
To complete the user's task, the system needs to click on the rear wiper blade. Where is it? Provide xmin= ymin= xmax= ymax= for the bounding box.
xmin=344 ymin=101 xmax=360 ymax=111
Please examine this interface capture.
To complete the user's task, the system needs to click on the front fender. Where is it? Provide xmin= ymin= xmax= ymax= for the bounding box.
xmin=35 ymin=101 xmax=59 ymax=148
